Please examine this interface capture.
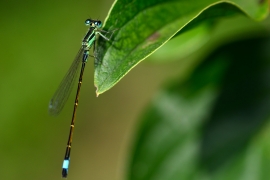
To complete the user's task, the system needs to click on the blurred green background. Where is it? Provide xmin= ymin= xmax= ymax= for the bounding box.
xmin=0 ymin=0 xmax=181 ymax=179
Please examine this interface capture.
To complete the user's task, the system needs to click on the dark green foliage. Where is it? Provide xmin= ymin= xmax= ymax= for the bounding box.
xmin=129 ymin=36 xmax=270 ymax=180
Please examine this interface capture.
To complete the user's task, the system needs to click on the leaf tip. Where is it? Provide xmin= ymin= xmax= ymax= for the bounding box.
xmin=95 ymin=86 xmax=100 ymax=97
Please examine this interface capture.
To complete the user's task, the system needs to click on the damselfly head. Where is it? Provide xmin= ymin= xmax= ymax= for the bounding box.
xmin=85 ymin=19 xmax=102 ymax=28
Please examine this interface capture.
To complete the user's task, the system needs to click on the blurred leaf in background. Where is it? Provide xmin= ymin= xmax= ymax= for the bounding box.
xmin=128 ymin=34 xmax=270 ymax=180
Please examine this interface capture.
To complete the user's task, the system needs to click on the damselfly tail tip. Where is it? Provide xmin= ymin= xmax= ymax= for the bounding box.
xmin=62 ymin=159 xmax=70 ymax=178
xmin=62 ymin=168 xmax=68 ymax=178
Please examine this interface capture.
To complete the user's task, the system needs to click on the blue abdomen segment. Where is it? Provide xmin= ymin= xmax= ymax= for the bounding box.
xmin=62 ymin=159 xmax=70 ymax=178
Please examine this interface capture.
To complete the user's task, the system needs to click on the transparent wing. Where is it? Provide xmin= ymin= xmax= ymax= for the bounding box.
xmin=49 ymin=47 xmax=84 ymax=116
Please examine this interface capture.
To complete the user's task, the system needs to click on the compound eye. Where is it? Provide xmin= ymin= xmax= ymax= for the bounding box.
xmin=96 ymin=21 xmax=102 ymax=28
xmin=85 ymin=19 xmax=91 ymax=25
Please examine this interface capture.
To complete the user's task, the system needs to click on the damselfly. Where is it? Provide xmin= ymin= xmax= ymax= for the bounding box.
xmin=48 ymin=19 xmax=114 ymax=178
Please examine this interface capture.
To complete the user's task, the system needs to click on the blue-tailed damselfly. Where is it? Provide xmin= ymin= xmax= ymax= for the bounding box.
xmin=48 ymin=18 xmax=114 ymax=178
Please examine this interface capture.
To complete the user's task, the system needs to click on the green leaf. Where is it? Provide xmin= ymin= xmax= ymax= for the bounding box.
xmin=94 ymin=0 xmax=268 ymax=95
xmin=128 ymin=35 xmax=270 ymax=180
xmin=150 ymin=15 xmax=270 ymax=63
